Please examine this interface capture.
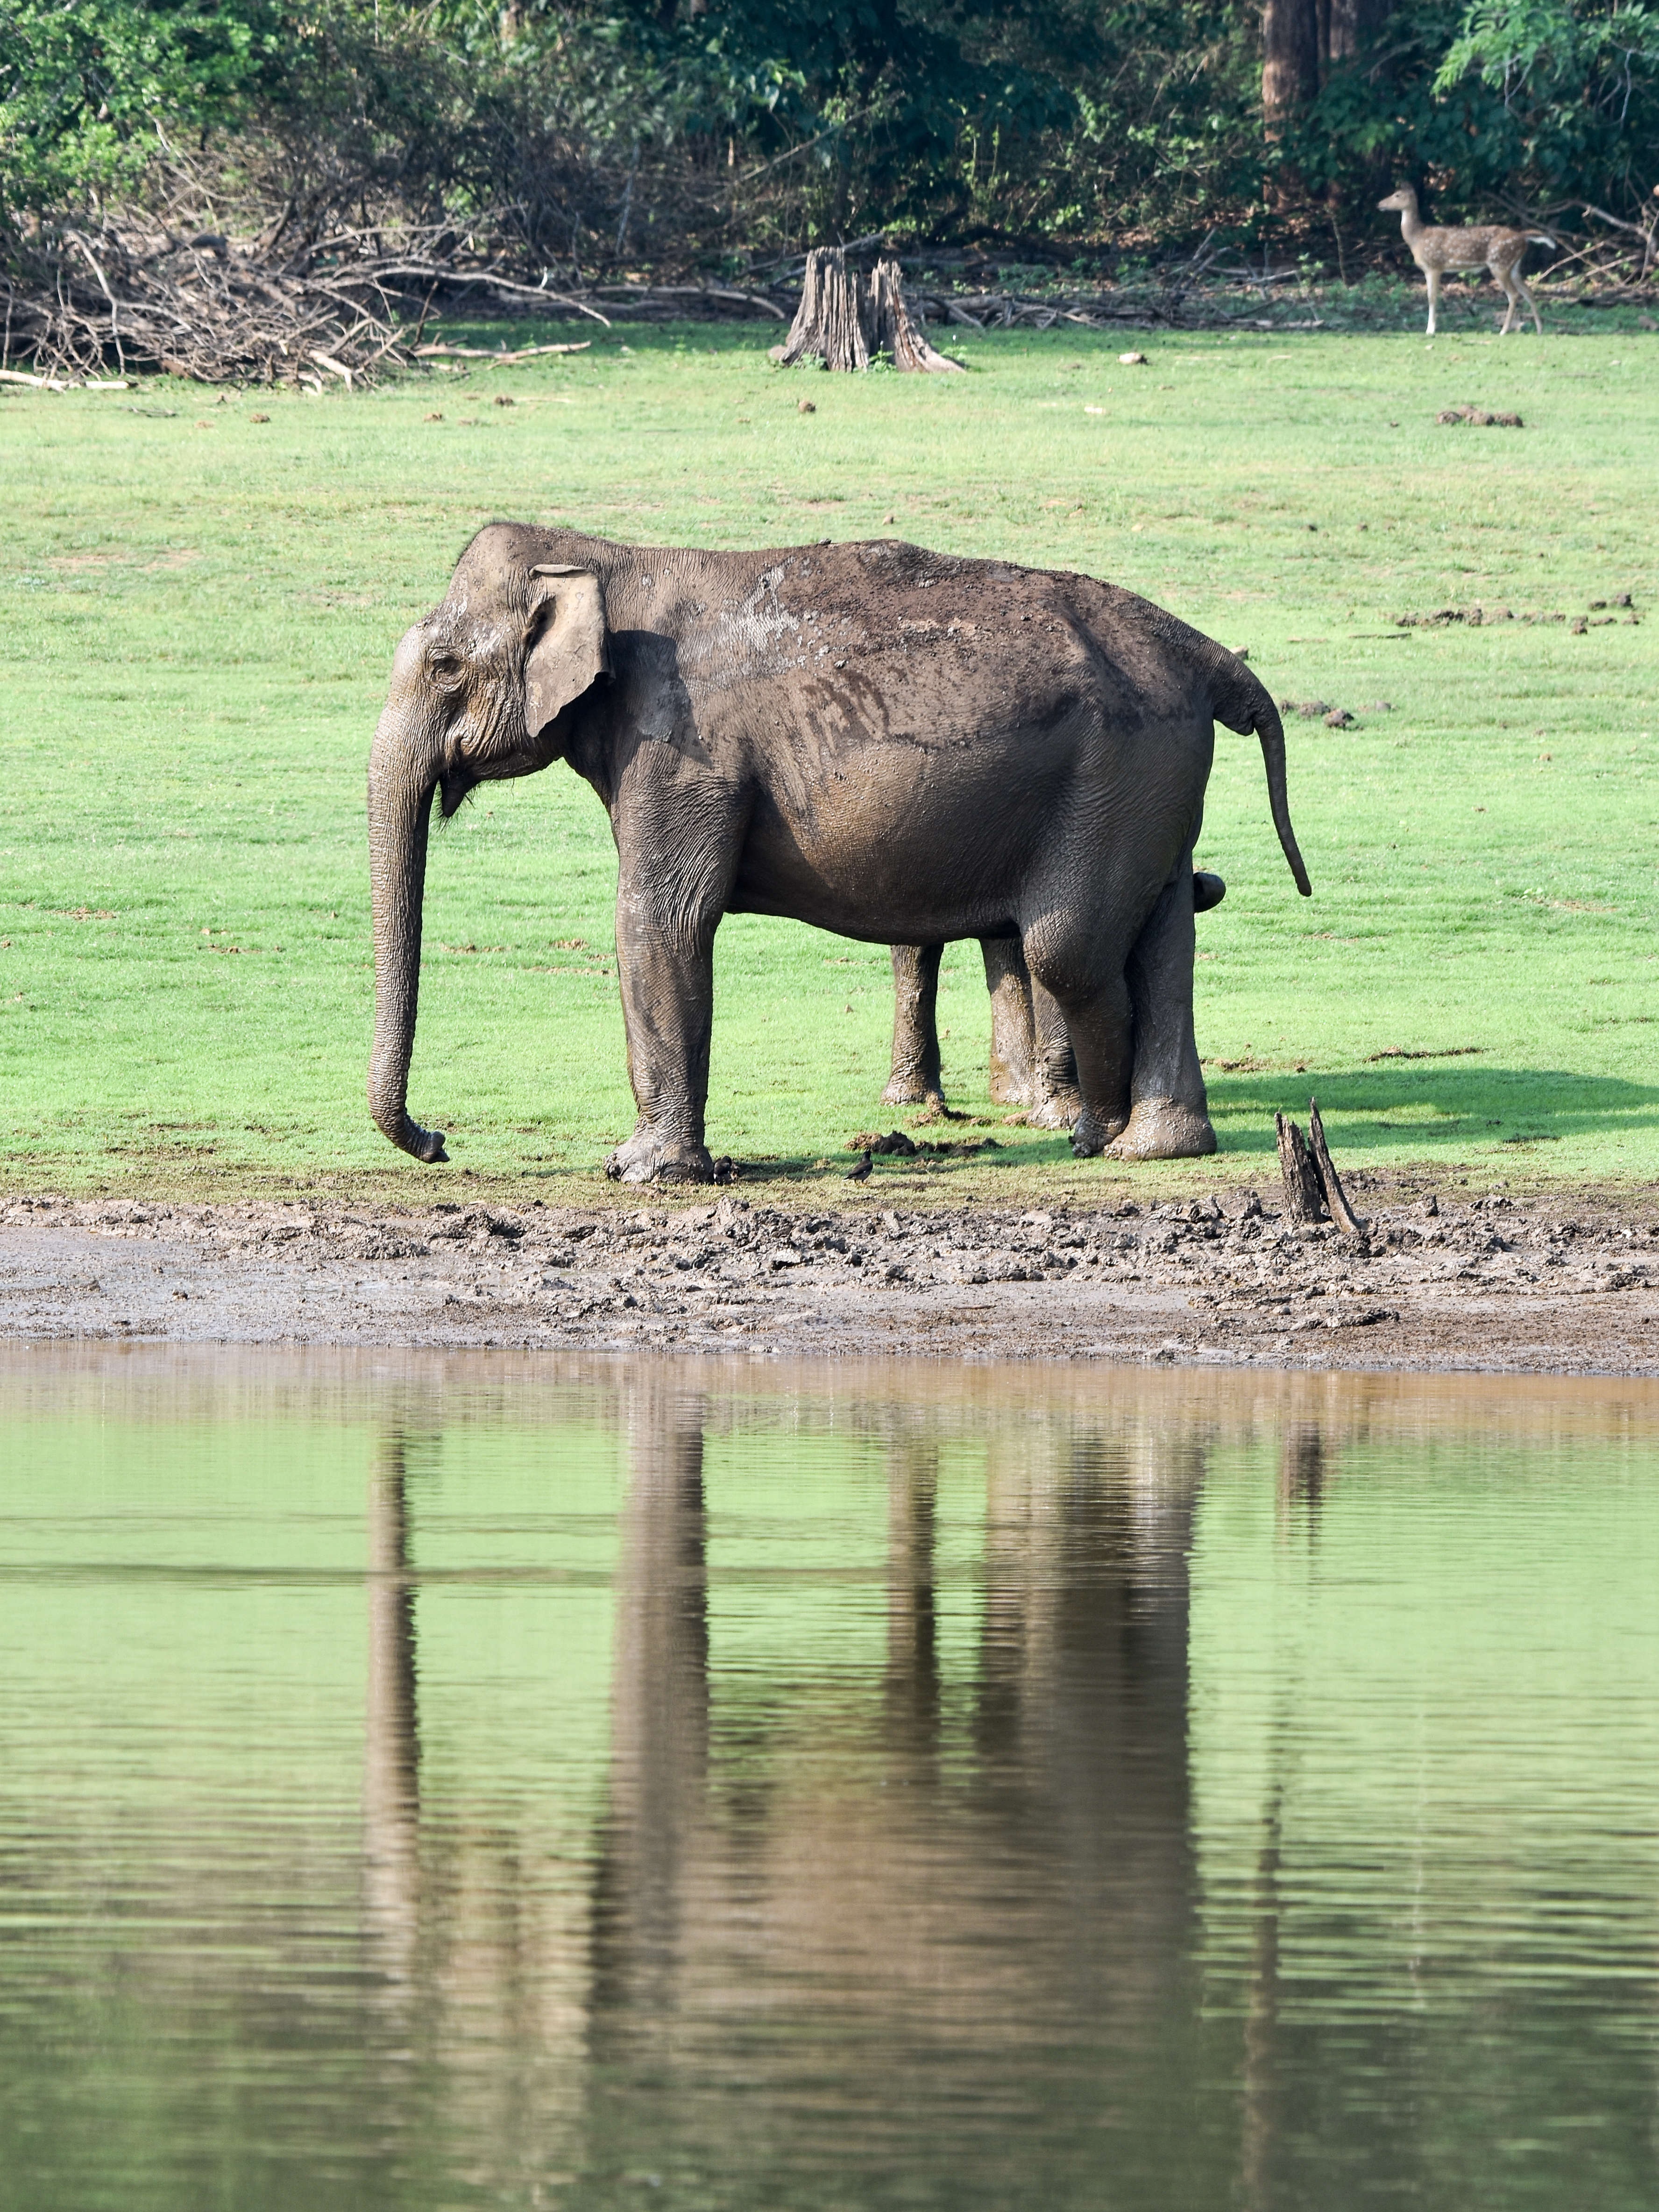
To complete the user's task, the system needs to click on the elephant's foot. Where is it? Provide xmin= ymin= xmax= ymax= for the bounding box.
xmin=882 ymin=1076 xmax=946 ymax=1110
xmin=1069 ymin=1104 xmax=1130 ymax=1158
xmin=1025 ymin=1087 xmax=1083 ymax=1131
xmin=605 ymin=1128 xmax=715 ymax=1184
xmin=1106 ymin=1098 xmax=1218 ymax=1161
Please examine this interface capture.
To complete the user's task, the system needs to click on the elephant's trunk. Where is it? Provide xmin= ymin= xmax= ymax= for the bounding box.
xmin=368 ymin=716 xmax=448 ymax=1163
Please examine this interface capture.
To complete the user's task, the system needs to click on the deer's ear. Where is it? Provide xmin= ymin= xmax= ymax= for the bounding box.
xmin=523 ymin=567 xmax=610 ymax=743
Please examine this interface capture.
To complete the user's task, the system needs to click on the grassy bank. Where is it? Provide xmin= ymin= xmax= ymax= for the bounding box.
xmin=1 ymin=319 xmax=1655 ymax=1205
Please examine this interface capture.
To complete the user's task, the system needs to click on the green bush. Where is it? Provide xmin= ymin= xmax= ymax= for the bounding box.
xmin=1 ymin=0 xmax=1653 ymax=260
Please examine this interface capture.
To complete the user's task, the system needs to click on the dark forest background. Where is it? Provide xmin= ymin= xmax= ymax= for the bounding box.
xmin=3 ymin=0 xmax=1656 ymax=273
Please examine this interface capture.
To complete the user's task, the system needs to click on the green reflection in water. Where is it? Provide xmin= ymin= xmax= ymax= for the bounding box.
xmin=1 ymin=1350 xmax=1657 ymax=2211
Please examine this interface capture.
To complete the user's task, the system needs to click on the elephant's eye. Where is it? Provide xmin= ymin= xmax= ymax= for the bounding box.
xmin=428 ymin=648 xmax=465 ymax=690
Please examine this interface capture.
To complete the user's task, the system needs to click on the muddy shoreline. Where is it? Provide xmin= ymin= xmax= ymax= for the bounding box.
xmin=5 ymin=1178 xmax=1659 ymax=1374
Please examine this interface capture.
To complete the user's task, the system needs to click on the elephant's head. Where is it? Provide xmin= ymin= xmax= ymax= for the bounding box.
xmin=367 ymin=527 xmax=611 ymax=1161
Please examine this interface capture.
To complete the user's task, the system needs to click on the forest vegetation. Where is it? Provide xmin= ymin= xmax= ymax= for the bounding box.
xmin=2 ymin=0 xmax=1655 ymax=281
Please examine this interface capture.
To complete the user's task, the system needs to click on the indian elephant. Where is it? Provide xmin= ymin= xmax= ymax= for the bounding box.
xmin=367 ymin=525 xmax=1311 ymax=1182
xmin=883 ymin=869 xmax=1228 ymax=1134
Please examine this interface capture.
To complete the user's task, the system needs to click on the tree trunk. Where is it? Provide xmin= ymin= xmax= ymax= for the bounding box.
xmin=774 ymin=247 xmax=960 ymax=374
xmin=1327 ymin=0 xmax=1393 ymax=62
xmin=1262 ymin=0 xmax=1321 ymax=129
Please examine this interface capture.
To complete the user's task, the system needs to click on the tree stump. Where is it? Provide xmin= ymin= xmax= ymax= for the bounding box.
xmin=865 ymin=256 xmax=963 ymax=374
xmin=773 ymin=247 xmax=961 ymax=374
xmin=1307 ymin=1097 xmax=1366 ymax=1235
xmin=1275 ymin=1112 xmax=1327 ymax=1225
xmin=775 ymin=247 xmax=869 ymax=372
xmin=1276 ymin=1101 xmax=1367 ymax=1234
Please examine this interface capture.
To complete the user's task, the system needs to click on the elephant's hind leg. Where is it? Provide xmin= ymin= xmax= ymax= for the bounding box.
xmin=1109 ymin=859 xmax=1216 ymax=1160
xmin=883 ymin=944 xmax=946 ymax=1106
xmin=1024 ymin=975 xmax=1084 ymax=1129
xmin=1021 ymin=923 xmax=1130 ymax=1155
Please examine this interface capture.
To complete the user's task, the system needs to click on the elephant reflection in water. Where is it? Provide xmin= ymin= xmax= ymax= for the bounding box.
xmin=363 ymin=1433 xmax=420 ymax=1995
xmin=589 ymin=1384 xmax=1204 ymax=2156
xmin=362 ymin=1396 xmax=1219 ymax=2190
xmin=360 ymin=1432 xmax=592 ymax=2167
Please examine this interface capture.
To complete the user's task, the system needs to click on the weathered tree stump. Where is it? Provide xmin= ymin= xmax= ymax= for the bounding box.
xmin=865 ymin=256 xmax=963 ymax=373
xmin=776 ymin=246 xmax=868 ymax=371
xmin=773 ymin=247 xmax=961 ymax=374
xmin=1307 ymin=1097 xmax=1366 ymax=1234
xmin=1276 ymin=1100 xmax=1367 ymax=1233
xmin=1275 ymin=1111 xmax=1327 ymax=1224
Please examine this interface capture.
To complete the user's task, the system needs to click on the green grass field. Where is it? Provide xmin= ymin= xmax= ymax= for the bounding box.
xmin=1 ymin=317 xmax=1655 ymax=1205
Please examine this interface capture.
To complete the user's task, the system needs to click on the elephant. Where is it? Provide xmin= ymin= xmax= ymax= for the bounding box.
xmin=367 ymin=525 xmax=1311 ymax=1182
xmin=883 ymin=869 xmax=1228 ymax=1134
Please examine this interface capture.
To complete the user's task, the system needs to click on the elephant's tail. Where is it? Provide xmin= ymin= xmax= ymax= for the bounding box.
xmin=1205 ymin=647 xmax=1313 ymax=897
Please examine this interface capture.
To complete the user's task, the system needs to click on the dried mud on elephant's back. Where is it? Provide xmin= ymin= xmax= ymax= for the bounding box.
xmin=5 ymin=1177 xmax=1659 ymax=1376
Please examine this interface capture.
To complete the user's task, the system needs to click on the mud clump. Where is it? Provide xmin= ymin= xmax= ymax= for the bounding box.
xmin=1437 ymin=405 xmax=1523 ymax=428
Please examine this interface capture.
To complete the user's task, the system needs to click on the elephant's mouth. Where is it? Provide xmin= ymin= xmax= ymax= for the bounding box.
xmin=440 ymin=744 xmax=550 ymax=819
xmin=439 ymin=766 xmax=480 ymax=819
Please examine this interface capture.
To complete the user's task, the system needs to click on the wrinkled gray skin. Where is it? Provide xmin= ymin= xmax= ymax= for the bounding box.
xmin=368 ymin=525 xmax=1311 ymax=1181
xmin=885 ymin=872 xmax=1227 ymax=1144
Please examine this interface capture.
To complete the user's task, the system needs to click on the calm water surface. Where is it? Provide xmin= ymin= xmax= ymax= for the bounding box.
xmin=2 ymin=1346 xmax=1658 ymax=2211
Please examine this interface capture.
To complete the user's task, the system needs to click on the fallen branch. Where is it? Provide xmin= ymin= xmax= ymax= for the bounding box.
xmin=0 ymin=368 xmax=128 ymax=390
xmin=415 ymin=340 xmax=592 ymax=363
xmin=368 ymin=265 xmax=612 ymax=325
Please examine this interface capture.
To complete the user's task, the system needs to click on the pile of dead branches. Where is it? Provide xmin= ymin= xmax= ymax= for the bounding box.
xmin=0 ymin=221 xmax=430 ymax=386
xmin=0 ymin=213 xmax=802 ymax=385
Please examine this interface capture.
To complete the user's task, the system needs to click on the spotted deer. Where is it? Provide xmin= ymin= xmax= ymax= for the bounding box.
xmin=1379 ymin=185 xmax=1553 ymax=335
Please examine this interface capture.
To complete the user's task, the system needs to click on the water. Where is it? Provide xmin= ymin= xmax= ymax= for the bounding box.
xmin=3 ymin=1347 xmax=1658 ymax=2212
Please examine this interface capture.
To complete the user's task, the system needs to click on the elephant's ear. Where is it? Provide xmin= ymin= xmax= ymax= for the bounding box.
xmin=523 ymin=565 xmax=610 ymax=743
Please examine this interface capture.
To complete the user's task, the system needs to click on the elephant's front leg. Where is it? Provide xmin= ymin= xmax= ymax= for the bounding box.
xmin=606 ymin=887 xmax=719 ymax=1185
xmin=883 ymin=944 xmax=946 ymax=1107
xmin=1109 ymin=852 xmax=1216 ymax=1161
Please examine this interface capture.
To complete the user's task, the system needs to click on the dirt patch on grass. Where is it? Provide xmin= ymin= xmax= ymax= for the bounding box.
xmin=5 ymin=1176 xmax=1659 ymax=1374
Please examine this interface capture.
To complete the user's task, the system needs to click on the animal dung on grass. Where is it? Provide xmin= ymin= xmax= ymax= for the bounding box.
xmin=1119 ymin=351 xmax=1148 ymax=365
xmin=850 ymin=1129 xmax=918 ymax=1156
xmin=798 ymin=399 xmax=816 ymax=414
xmin=1438 ymin=405 xmax=1523 ymax=428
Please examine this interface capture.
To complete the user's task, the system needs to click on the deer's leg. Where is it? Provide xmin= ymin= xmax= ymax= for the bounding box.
xmin=1425 ymin=265 xmax=1440 ymax=335
xmin=1496 ymin=262 xmax=1520 ymax=334
xmin=1519 ymin=272 xmax=1542 ymax=336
